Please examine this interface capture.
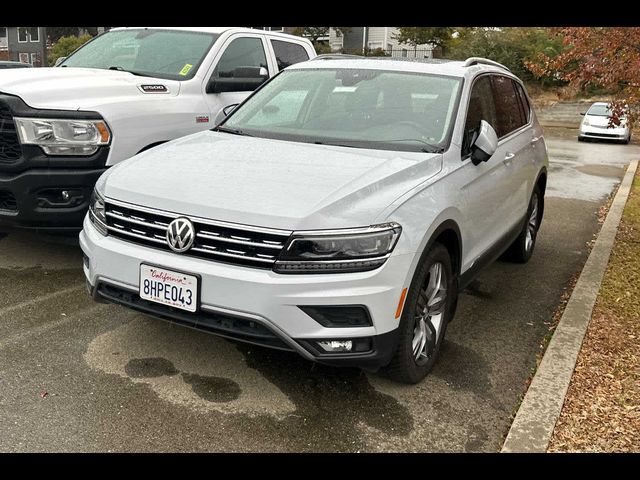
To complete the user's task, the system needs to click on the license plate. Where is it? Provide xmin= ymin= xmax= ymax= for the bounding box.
xmin=139 ymin=265 xmax=198 ymax=313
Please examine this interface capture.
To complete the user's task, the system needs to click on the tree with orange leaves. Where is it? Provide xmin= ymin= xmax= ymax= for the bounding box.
xmin=528 ymin=27 xmax=640 ymax=125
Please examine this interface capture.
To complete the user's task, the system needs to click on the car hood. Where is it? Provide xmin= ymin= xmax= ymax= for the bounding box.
xmin=102 ymin=131 xmax=443 ymax=231
xmin=585 ymin=114 xmax=626 ymax=128
xmin=0 ymin=67 xmax=179 ymax=110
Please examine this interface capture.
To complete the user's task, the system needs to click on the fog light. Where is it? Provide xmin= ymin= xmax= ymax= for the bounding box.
xmin=318 ymin=340 xmax=353 ymax=353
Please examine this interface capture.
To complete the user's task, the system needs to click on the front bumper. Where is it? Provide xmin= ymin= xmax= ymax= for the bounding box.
xmin=0 ymin=167 xmax=106 ymax=230
xmin=579 ymin=124 xmax=629 ymax=141
xmin=80 ymin=216 xmax=414 ymax=369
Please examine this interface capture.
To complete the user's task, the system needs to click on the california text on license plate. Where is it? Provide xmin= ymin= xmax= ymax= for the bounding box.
xmin=139 ymin=265 xmax=198 ymax=313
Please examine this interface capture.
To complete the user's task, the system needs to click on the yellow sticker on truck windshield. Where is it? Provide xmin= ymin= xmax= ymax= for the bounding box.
xmin=179 ymin=64 xmax=193 ymax=76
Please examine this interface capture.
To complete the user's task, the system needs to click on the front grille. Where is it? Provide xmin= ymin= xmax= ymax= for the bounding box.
xmin=0 ymin=190 xmax=17 ymax=211
xmin=96 ymin=282 xmax=293 ymax=351
xmin=584 ymin=132 xmax=621 ymax=138
xmin=0 ymin=102 xmax=22 ymax=164
xmin=104 ymin=200 xmax=292 ymax=269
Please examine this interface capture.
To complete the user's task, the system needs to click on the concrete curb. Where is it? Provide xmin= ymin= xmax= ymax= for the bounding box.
xmin=501 ymin=159 xmax=639 ymax=453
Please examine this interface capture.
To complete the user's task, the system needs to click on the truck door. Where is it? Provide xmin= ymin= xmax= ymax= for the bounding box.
xmin=203 ymin=34 xmax=275 ymax=124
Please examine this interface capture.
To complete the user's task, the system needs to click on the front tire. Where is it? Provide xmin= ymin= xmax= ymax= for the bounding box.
xmin=382 ymin=243 xmax=456 ymax=384
xmin=504 ymin=185 xmax=542 ymax=264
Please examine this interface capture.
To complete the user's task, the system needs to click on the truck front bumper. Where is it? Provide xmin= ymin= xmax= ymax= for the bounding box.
xmin=0 ymin=167 xmax=106 ymax=230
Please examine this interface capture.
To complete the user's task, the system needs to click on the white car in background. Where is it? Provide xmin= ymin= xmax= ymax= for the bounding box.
xmin=579 ymin=102 xmax=632 ymax=144
xmin=81 ymin=57 xmax=549 ymax=384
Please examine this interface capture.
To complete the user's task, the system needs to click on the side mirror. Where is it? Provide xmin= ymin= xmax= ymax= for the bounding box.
xmin=223 ymin=104 xmax=239 ymax=117
xmin=207 ymin=66 xmax=269 ymax=94
xmin=471 ymin=120 xmax=498 ymax=166
xmin=580 ymin=112 xmax=586 ymax=116
xmin=54 ymin=56 xmax=67 ymax=67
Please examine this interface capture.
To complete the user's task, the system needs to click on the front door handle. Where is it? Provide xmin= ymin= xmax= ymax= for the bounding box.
xmin=531 ymin=136 xmax=541 ymax=144
xmin=504 ymin=152 xmax=515 ymax=165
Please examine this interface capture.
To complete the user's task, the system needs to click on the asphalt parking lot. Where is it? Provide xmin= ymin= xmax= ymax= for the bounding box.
xmin=1 ymin=131 xmax=638 ymax=452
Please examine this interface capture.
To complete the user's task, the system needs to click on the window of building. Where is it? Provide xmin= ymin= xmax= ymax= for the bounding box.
xmin=0 ymin=27 xmax=7 ymax=39
xmin=271 ymin=40 xmax=309 ymax=71
xmin=17 ymin=27 xmax=39 ymax=43
xmin=18 ymin=52 xmax=29 ymax=63
xmin=30 ymin=52 xmax=40 ymax=66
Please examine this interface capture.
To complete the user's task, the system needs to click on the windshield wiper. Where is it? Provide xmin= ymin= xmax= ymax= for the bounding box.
xmin=314 ymin=138 xmax=443 ymax=153
xmin=214 ymin=126 xmax=253 ymax=137
xmin=107 ymin=66 xmax=149 ymax=77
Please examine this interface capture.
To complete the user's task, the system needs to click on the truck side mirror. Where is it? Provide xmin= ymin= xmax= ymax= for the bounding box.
xmin=207 ymin=66 xmax=269 ymax=94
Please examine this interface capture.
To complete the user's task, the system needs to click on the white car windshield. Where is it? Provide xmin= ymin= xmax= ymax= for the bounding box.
xmin=587 ymin=104 xmax=612 ymax=117
xmin=60 ymin=29 xmax=219 ymax=81
xmin=222 ymin=68 xmax=463 ymax=153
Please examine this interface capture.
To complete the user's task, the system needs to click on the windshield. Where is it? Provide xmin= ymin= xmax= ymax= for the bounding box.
xmin=222 ymin=68 xmax=463 ymax=152
xmin=61 ymin=29 xmax=219 ymax=81
xmin=587 ymin=104 xmax=611 ymax=117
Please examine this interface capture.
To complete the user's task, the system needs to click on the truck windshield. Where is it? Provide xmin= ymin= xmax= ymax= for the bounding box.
xmin=60 ymin=29 xmax=219 ymax=81
xmin=222 ymin=68 xmax=462 ymax=153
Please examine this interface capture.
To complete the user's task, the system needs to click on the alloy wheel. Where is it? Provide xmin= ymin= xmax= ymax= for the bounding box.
xmin=525 ymin=193 xmax=539 ymax=253
xmin=412 ymin=262 xmax=447 ymax=365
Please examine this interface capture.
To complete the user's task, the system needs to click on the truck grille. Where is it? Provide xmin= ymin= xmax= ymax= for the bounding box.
xmin=0 ymin=102 xmax=22 ymax=164
xmin=104 ymin=200 xmax=292 ymax=270
xmin=0 ymin=190 xmax=17 ymax=211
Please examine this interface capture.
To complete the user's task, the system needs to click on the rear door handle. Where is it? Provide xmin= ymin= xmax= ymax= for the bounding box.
xmin=504 ymin=152 xmax=515 ymax=165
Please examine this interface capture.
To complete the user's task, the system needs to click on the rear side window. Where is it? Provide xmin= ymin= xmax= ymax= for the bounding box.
xmin=271 ymin=40 xmax=310 ymax=70
xmin=514 ymin=82 xmax=531 ymax=123
xmin=491 ymin=75 xmax=527 ymax=137
xmin=462 ymin=76 xmax=498 ymax=156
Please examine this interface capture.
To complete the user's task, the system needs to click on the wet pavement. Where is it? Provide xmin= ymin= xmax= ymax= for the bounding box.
xmin=1 ymin=130 xmax=638 ymax=452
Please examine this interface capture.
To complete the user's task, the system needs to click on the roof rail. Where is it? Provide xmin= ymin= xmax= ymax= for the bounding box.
xmin=312 ymin=54 xmax=364 ymax=60
xmin=464 ymin=57 xmax=511 ymax=72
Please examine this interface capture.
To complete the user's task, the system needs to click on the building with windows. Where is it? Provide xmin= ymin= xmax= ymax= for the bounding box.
xmin=0 ymin=27 xmax=47 ymax=66
xmin=329 ymin=27 xmax=437 ymax=58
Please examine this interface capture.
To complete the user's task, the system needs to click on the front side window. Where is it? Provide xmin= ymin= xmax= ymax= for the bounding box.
xmin=271 ymin=40 xmax=309 ymax=71
xmin=61 ymin=29 xmax=220 ymax=81
xmin=491 ymin=75 xmax=526 ymax=137
xmin=223 ymin=68 xmax=462 ymax=153
xmin=462 ymin=76 xmax=498 ymax=156
xmin=213 ymin=37 xmax=269 ymax=80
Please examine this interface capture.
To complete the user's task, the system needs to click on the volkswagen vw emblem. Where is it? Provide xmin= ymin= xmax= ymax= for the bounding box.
xmin=166 ymin=217 xmax=195 ymax=253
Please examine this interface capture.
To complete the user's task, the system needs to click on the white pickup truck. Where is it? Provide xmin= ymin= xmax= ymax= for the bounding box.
xmin=0 ymin=27 xmax=315 ymax=230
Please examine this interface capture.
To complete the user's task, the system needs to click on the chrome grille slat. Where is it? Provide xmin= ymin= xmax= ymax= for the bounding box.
xmin=106 ymin=211 xmax=167 ymax=231
xmin=104 ymin=201 xmax=291 ymax=269
xmin=191 ymin=247 xmax=275 ymax=264
xmin=196 ymin=231 xmax=283 ymax=250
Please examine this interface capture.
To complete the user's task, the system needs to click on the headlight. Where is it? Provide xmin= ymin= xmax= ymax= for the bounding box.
xmin=274 ymin=223 xmax=402 ymax=274
xmin=582 ymin=117 xmax=591 ymax=126
xmin=14 ymin=117 xmax=111 ymax=156
xmin=88 ymin=189 xmax=108 ymax=236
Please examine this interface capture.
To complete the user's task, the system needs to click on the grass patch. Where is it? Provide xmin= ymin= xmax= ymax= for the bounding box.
xmin=549 ymin=168 xmax=640 ymax=452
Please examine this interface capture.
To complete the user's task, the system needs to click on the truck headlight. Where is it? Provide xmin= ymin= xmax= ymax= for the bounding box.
xmin=274 ymin=223 xmax=402 ymax=274
xmin=14 ymin=117 xmax=111 ymax=156
xmin=88 ymin=189 xmax=108 ymax=236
